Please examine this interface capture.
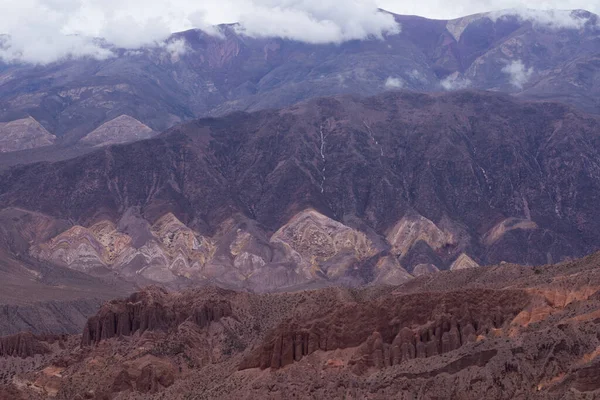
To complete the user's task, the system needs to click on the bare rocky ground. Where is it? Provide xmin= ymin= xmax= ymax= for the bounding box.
xmin=1 ymin=252 xmax=600 ymax=399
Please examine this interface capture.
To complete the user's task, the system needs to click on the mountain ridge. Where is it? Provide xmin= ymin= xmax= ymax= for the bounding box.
xmin=0 ymin=8 xmax=598 ymax=163
xmin=0 ymin=90 xmax=598 ymax=292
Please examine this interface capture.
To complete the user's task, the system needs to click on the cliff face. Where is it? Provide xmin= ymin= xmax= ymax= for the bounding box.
xmin=81 ymin=287 xmax=232 ymax=345
xmin=0 ymin=332 xmax=50 ymax=358
xmin=239 ymin=289 xmax=529 ymax=370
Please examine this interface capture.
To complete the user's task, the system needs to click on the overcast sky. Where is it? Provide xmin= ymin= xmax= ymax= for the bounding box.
xmin=0 ymin=0 xmax=598 ymax=64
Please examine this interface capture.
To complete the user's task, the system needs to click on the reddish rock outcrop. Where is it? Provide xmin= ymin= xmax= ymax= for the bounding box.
xmin=0 ymin=332 xmax=50 ymax=358
xmin=240 ymin=289 xmax=530 ymax=371
xmin=82 ymin=287 xmax=232 ymax=346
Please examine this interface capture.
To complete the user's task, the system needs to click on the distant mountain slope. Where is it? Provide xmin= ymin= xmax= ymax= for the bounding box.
xmin=80 ymin=115 xmax=156 ymax=147
xmin=0 ymin=116 xmax=55 ymax=152
xmin=0 ymin=91 xmax=598 ymax=290
xmin=0 ymin=9 xmax=598 ymax=158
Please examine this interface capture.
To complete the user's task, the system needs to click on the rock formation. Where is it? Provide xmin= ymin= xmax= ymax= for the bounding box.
xmin=239 ymin=288 xmax=528 ymax=371
xmin=4 ymin=252 xmax=600 ymax=399
xmin=0 ymin=332 xmax=50 ymax=358
xmin=1 ymin=90 xmax=598 ymax=290
xmin=82 ymin=287 xmax=232 ymax=345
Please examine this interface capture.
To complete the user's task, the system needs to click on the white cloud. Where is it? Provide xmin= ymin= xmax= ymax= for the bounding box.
xmin=490 ymin=8 xmax=594 ymax=29
xmin=234 ymin=0 xmax=400 ymax=43
xmin=0 ymin=0 xmax=598 ymax=64
xmin=378 ymin=0 xmax=600 ymax=21
xmin=0 ymin=0 xmax=399 ymax=64
xmin=408 ymin=69 xmax=429 ymax=84
xmin=98 ymin=16 xmax=172 ymax=49
xmin=385 ymin=77 xmax=404 ymax=88
xmin=440 ymin=74 xmax=471 ymax=90
xmin=502 ymin=59 xmax=534 ymax=89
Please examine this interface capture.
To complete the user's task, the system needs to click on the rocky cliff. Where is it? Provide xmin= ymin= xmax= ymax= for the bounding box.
xmin=82 ymin=286 xmax=232 ymax=345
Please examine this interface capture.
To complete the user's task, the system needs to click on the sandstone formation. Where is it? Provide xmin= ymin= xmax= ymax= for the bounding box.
xmin=412 ymin=263 xmax=440 ymax=276
xmin=450 ymin=253 xmax=480 ymax=271
xmin=270 ymin=209 xmax=378 ymax=280
xmin=82 ymin=286 xmax=232 ymax=345
xmin=386 ymin=214 xmax=454 ymax=257
xmin=239 ymin=288 xmax=527 ymax=370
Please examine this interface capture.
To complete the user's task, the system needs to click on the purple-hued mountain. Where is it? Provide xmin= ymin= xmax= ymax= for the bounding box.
xmin=0 ymin=9 xmax=600 ymax=335
xmin=0 ymin=9 xmax=598 ymax=163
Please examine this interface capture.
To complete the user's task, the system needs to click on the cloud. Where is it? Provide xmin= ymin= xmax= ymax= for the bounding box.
xmin=377 ymin=0 xmax=600 ymax=21
xmin=234 ymin=0 xmax=400 ymax=43
xmin=98 ymin=16 xmax=172 ymax=49
xmin=0 ymin=0 xmax=598 ymax=64
xmin=502 ymin=59 xmax=534 ymax=89
xmin=0 ymin=1 xmax=113 ymax=64
xmin=0 ymin=0 xmax=399 ymax=64
xmin=490 ymin=8 xmax=595 ymax=30
xmin=408 ymin=69 xmax=429 ymax=84
xmin=385 ymin=77 xmax=404 ymax=88
xmin=440 ymin=74 xmax=471 ymax=90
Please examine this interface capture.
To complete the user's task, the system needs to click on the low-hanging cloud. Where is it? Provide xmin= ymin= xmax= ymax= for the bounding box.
xmin=0 ymin=0 xmax=399 ymax=64
xmin=234 ymin=0 xmax=400 ymax=43
xmin=384 ymin=77 xmax=404 ymax=89
xmin=440 ymin=74 xmax=471 ymax=91
xmin=377 ymin=0 xmax=600 ymax=21
xmin=490 ymin=8 xmax=595 ymax=30
xmin=502 ymin=59 xmax=534 ymax=89
xmin=1 ymin=0 xmax=599 ymax=65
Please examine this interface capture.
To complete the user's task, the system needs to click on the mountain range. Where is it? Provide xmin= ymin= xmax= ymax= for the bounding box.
xmin=1 ymin=90 xmax=600 ymax=292
xmin=1 ymin=8 xmax=600 ymax=399
xmin=0 ymin=9 xmax=599 ymax=164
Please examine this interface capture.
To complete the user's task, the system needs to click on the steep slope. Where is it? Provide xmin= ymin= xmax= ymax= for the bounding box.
xmin=0 ymin=9 xmax=598 ymax=160
xmin=0 ymin=91 xmax=599 ymax=290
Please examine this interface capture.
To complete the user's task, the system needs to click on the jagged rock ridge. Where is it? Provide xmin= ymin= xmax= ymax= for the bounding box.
xmin=82 ymin=287 xmax=232 ymax=345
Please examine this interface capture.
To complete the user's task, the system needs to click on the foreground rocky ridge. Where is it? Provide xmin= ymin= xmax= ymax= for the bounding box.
xmin=1 ymin=91 xmax=600 ymax=291
xmin=2 ymin=252 xmax=600 ymax=399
